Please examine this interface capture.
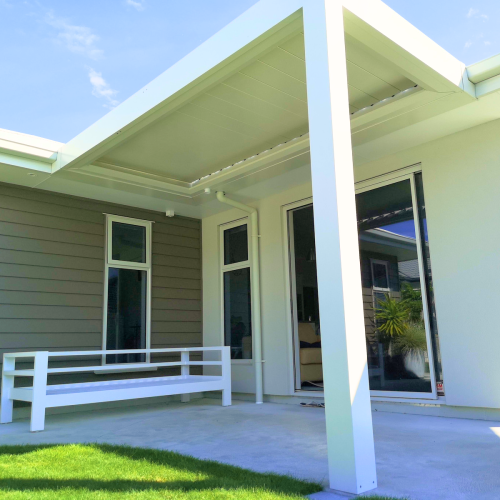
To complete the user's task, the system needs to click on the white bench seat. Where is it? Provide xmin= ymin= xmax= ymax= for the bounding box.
xmin=46 ymin=375 xmax=223 ymax=396
xmin=1 ymin=348 xmax=231 ymax=432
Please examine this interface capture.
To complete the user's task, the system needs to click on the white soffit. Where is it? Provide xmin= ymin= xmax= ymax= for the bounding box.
xmin=52 ymin=0 xmax=475 ymax=185
xmin=93 ymin=31 xmax=417 ymax=184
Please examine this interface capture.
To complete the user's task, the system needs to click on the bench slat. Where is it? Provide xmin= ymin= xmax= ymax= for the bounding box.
xmin=3 ymin=352 xmax=40 ymax=359
xmin=45 ymin=377 xmax=226 ymax=408
xmin=3 ymin=370 xmax=35 ymax=376
xmin=10 ymin=388 xmax=33 ymax=402
xmin=46 ymin=361 xmax=222 ymax=374
xmin=47 ymin=347 xmax=223 ymax=357
xmin=46 ymin=375 xmax=222 ymax=393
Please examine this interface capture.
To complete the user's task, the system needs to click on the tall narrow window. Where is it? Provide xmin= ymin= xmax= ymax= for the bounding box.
xmin=221 ymin=222 xmax=252 ymax=360
xmin=104 ymin=215 xmax=152 ymax=364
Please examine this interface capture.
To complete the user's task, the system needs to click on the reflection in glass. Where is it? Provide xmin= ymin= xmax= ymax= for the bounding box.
xmin=356 ymin=180 xmax=432 ymax=393
xmin=106 ymin=268 xmax=147 ymax=364
xmin=290 ymin=205 xmax=322 ymax=390
xmin=372 ymin=262 xmax=389 ymax=290
xmin=224 ymin=268 xmax=252 ymax=359
xmin=112 ymin=222 xmax=146 ymax=263
xmin=224 ymin=225 xmax=248 ymax=265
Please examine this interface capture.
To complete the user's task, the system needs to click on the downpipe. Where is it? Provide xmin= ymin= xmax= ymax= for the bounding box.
xmin=216 ymin=191 xmax=264 ymax=404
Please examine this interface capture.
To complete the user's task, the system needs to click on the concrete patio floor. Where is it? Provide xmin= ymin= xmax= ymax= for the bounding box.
xmin=1 ymin=398 xmax=500 ymax=499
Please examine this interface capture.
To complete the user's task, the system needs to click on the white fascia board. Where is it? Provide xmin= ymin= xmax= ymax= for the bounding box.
xmin=53 ymin=0 xmax=304 ymax=173
xmin=71 ymin=164 xmax=192 ymax=198
xmin=189 ymin=134 xmax=310 ymax=195
xmin=342 ymin=0 xmax=474 ymax=96
xmin=65 ymin=134 xmax=311 ymax=201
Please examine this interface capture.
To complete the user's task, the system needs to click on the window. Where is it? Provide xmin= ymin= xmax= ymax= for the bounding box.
xmin=371 ymin=260 xmax=390 ymax=291
xmin=220 ymin=221 xmax=252 ymax=360
xmin=103 ymin=215 xmax=152 ymax=364
xmin=224 ymin=225 xmax=248 ymax=265
xmin=356 ymin=174 xmax=440 ymax=397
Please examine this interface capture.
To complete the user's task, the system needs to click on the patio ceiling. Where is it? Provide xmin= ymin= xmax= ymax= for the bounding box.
xmin=95 ymin=31 xmax=415 ymax=184
xmin=52 ymin=1 xmax=475 ymax=197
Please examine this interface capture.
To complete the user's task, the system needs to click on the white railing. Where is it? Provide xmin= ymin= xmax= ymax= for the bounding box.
xmin=1 ymin=347 xmax=231 ymax=432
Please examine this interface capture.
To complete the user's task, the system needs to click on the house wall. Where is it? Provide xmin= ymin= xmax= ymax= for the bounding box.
xmin=204 ymin=117 xmax=500 ymax=410
xmin=355 ymin=117 xmax=500 ymax=409
xmin=203 ymin=183 xmax=312 ymax=396
xmin=0 ymin=183 xmax=202 ymax=391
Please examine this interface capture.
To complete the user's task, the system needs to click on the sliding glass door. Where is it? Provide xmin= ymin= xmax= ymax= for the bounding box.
xmin=356 ymin=172 xmax=440 ymax=398
xmin=285 ymin=171 xmax=442 ymax=398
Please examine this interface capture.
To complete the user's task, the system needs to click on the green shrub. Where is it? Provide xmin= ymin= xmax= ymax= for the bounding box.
xmin=393 ymin=322 xmax=427 ymax=355
xmin=400 ymin=282 xmax=423 ymax=322
xmin=374 ymin=295 xmax=409 ymax=338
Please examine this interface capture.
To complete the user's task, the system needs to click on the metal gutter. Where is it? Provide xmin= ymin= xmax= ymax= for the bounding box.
xmin=467 ymin=53 xmax=500 ymax=83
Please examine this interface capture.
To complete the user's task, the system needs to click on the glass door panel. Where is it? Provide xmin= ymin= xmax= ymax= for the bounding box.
xmin=356 ymin=179 xmax=433 ymax=394
xmin=223 ymin=268 xmax=252 ymax=360
xmin=106 ymin=267 xmax=147 ymax=364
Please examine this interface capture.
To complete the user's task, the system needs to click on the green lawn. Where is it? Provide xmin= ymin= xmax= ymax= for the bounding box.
xmin=0 ymin=444 xmax=403 ymax=500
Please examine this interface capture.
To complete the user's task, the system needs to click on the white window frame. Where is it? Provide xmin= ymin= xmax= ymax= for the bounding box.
xmin=102 ymin=214 xmax=153 ymax=365
xmin=282 ymin=169 xmax=440 ymax=401
xmin=219 ymin=218 xmax=253 ymax=364
xmin=370 ymin=259 xmax=390 ymax=293
xmin=284 ymin=200 xmax=315 ymax=392
xmin=356 ymin=171 xmax=438 ymax=400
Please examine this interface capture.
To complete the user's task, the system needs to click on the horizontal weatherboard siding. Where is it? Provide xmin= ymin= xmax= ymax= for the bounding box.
xmin=0 ymin=182 xmax=202 ymax=392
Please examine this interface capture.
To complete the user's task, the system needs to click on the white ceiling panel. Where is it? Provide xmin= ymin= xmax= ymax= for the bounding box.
xmin=99 ymin=31 xmax=416 ymax=184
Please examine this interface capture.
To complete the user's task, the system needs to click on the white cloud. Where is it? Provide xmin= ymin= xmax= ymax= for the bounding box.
xmin=125 ymin=0 xmax=145 ymax=11
xmin=88 ymin=68 xmax=119 ymax=109
xmin=485 ymin=40 xmax=492 ymax=46
xmin=465 ymin=40 xmax=473 ymax=48
xmin=466 ymin=8 xmax=488 ymax=21
xmin=44 ymin=11 xmax=103 ymax=60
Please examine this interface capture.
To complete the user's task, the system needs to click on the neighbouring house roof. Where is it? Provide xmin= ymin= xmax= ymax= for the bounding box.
xmin=2 ymin=0 xmax=500 ymax=217
xmin=398 ymin=259 xmax=421 ymax=282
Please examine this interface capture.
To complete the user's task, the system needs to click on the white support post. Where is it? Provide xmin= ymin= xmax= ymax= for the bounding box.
xmin=30 ymin=352 xmax=49 ymax=432
xmin=221 ymin=347 xmax=232 ymax=406
xmin=1 ymin=355 xmax=15 ymax=424
xmin=303 ymin=0 xmax=377 ymax=495
xmin=180 ymin=351 xmax=190 ymax=403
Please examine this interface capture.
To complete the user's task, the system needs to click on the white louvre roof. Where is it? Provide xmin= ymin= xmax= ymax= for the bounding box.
xmin=94 ymin=30 xmax=416 ymax=184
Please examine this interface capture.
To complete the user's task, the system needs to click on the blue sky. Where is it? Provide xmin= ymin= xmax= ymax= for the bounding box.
xmin=1 ymin=0 xmax=499 ymax=143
